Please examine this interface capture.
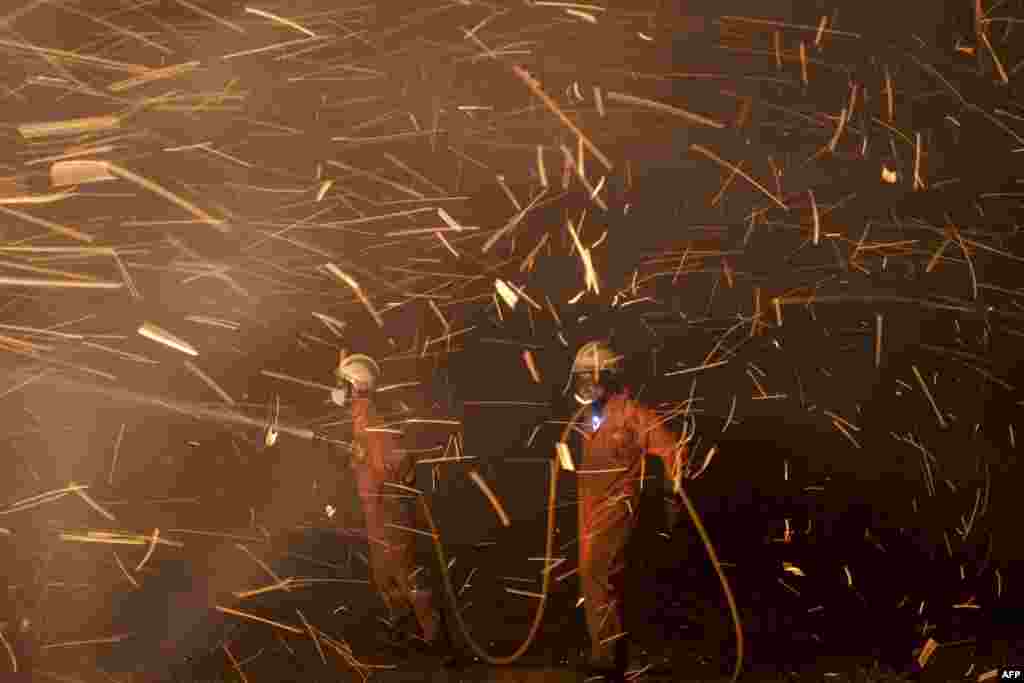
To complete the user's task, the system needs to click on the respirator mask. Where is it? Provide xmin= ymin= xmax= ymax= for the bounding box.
xmin=330 ymin=382 xmax=351 ymax=408
xmin=573 ymin=372 xmax=605 ymax=406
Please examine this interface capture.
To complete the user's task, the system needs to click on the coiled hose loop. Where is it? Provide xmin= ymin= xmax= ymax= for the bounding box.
xmin=418 ymin=404 xmax=744 ymax=681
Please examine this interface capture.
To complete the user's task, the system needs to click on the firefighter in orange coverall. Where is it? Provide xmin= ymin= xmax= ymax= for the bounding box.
xmin=332 ymin=352 xmax=455 ymax=663
xmin=570 ymin=341 xmax=689 ymax=680
xmin=140 ymin=354 xmax=454 ymax=681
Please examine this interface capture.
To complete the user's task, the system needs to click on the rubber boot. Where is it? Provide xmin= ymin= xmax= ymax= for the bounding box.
xmin=582 ymin=634 xmax=628 ymax=682
xmin=380 ymin=607 xmax=415 ymax=653
xmin=582 ymin=664 xmax=627 ymax=683
xmin=583 ymin=654 xmax=628 ymax=682
xmin=429 ymin=607 xmax=459 ymax=669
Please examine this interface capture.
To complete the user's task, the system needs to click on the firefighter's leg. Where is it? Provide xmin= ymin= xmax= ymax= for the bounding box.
xmin=366 ymin=491 xmax=419 ymax=648
xmin=383 ymin=490 xmax=456 ymax=664
xmin=579 ymin=496 xmax=635 ymax=674
xmin=392 ymin=494 xmax=441 ymax=645
xmin=404 ymin=543 xmax=457 ymax=665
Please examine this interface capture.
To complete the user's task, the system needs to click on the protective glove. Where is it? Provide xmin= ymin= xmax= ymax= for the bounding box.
xmin=664 ymin=493 xmax=684 ymax=536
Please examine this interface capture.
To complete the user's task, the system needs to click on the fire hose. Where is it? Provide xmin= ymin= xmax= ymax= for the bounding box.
xmin=417 ymin=404 xmax=745 ymax=681
xmin=21 ymin=373 xmax=743 ymax=679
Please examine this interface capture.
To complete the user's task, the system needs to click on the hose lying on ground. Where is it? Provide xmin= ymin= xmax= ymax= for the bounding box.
xmin=35 ymin=372 xmax=743 ymax=678
xmin=418 ymin=403 xmax=745 ymax=681
xmin=416 ymin=405 xmax=580 ymax=666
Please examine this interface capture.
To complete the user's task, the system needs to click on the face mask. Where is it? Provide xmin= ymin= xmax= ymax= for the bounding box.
xmin=331 ymin=383 xmax=350 ymax=408
xmin=574 ymin=373 xmax=604 ymax=405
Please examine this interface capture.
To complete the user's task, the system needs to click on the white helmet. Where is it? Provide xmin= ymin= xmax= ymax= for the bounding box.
xmin=335 ymin=352 xmax=381 ymax=394
xmin=572 ymin=340 xmax=622 ymax=375
xmin=571 ymin=340 xmax=622 ymax=405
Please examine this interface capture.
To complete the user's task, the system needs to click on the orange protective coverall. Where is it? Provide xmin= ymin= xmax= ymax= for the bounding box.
xmin=350 ymin=398 xmax=439 ymax=643
xmin=577 ymin=391 xmax=688 ymax=671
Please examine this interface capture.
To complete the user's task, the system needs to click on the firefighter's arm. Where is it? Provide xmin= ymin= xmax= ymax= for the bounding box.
xmin=622 ymin=403 xmax=688 ymax=499
xmin=631 ymin=402 xmax=688 ymax=535
xmin=632 ymin=402 xmax=689 ymax=494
